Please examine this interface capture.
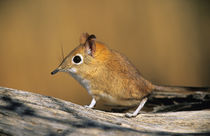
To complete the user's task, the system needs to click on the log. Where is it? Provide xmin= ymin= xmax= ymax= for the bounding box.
xmin=0 ymin=86 xmax=210 ymax=136
xmin=148 ymin=86 xmax=210 ymax=112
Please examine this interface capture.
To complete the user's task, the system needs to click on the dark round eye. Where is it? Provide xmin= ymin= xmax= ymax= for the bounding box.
xmin=73 ymin=55 xmax=82 ymax=64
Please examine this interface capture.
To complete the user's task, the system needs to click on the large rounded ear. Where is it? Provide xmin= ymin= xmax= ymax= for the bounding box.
xmin=79 ymin=32 xmax=89 ymax=44
xmin=84 ymin=34 xmax=96 ymax=57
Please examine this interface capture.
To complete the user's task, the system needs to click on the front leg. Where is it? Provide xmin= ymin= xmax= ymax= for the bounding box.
xmin=84 ymin=98 xmax=96 ymax=109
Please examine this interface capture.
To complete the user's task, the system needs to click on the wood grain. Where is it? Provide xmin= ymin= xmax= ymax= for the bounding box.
xmin=0 ymin=87 xmax=209 ymax=136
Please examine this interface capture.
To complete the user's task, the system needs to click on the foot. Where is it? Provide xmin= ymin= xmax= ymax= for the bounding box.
xmin=125 ymin=113 xmax=137 ymax=118
xmin=125 ymin=97 xmax=148 ymax=118
xmin=84 ymin=105 xmax=94 ymax=109
xmin=84 ymin=98 xmax=96 ymax=109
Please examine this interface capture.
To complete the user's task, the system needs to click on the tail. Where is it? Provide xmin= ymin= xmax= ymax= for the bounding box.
xmin=152 ymin=84 xmax=210 ymax=98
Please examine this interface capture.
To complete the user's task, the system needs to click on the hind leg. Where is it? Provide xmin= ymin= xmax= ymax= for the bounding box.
xmin=125 ymin=97 xmax=148 ymax=118
xmin=84 ymin=98 xmax=96 ymax=109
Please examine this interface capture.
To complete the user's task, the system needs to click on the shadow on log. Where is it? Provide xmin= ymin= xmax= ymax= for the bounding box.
xmin=0 ymin=86 xmax=210 ymax=136
xmin=146 ymin=86 xmax=210 ymax=113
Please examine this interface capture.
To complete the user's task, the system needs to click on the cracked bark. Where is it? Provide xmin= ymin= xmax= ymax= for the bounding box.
xmin=0 ymin=87 xmax=210 ymax=136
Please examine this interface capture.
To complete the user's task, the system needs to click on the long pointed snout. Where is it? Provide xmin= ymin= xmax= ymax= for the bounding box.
xmin=51 ymin=69 xmax=59 ymax=75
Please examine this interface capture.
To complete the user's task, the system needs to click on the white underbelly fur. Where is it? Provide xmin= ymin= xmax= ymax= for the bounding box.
xmin=67 ymin=68 xmax=92 ymax=95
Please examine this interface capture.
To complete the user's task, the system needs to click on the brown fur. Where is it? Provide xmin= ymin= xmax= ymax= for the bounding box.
xmin=53 ymin=33 xmax=154 ymax=107
xmin=88 ymin=43 xmax=154 ymax=106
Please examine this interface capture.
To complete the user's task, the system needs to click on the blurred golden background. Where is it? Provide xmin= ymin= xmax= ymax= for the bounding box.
xmin=0 ymin=0 xmax=210 ymax=106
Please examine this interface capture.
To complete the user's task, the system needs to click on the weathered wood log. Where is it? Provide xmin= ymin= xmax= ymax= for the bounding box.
xmin=148 ymin=86 xmax=210 ymax=112
xmin=0 ymin=87 xmax=210 ymax=136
